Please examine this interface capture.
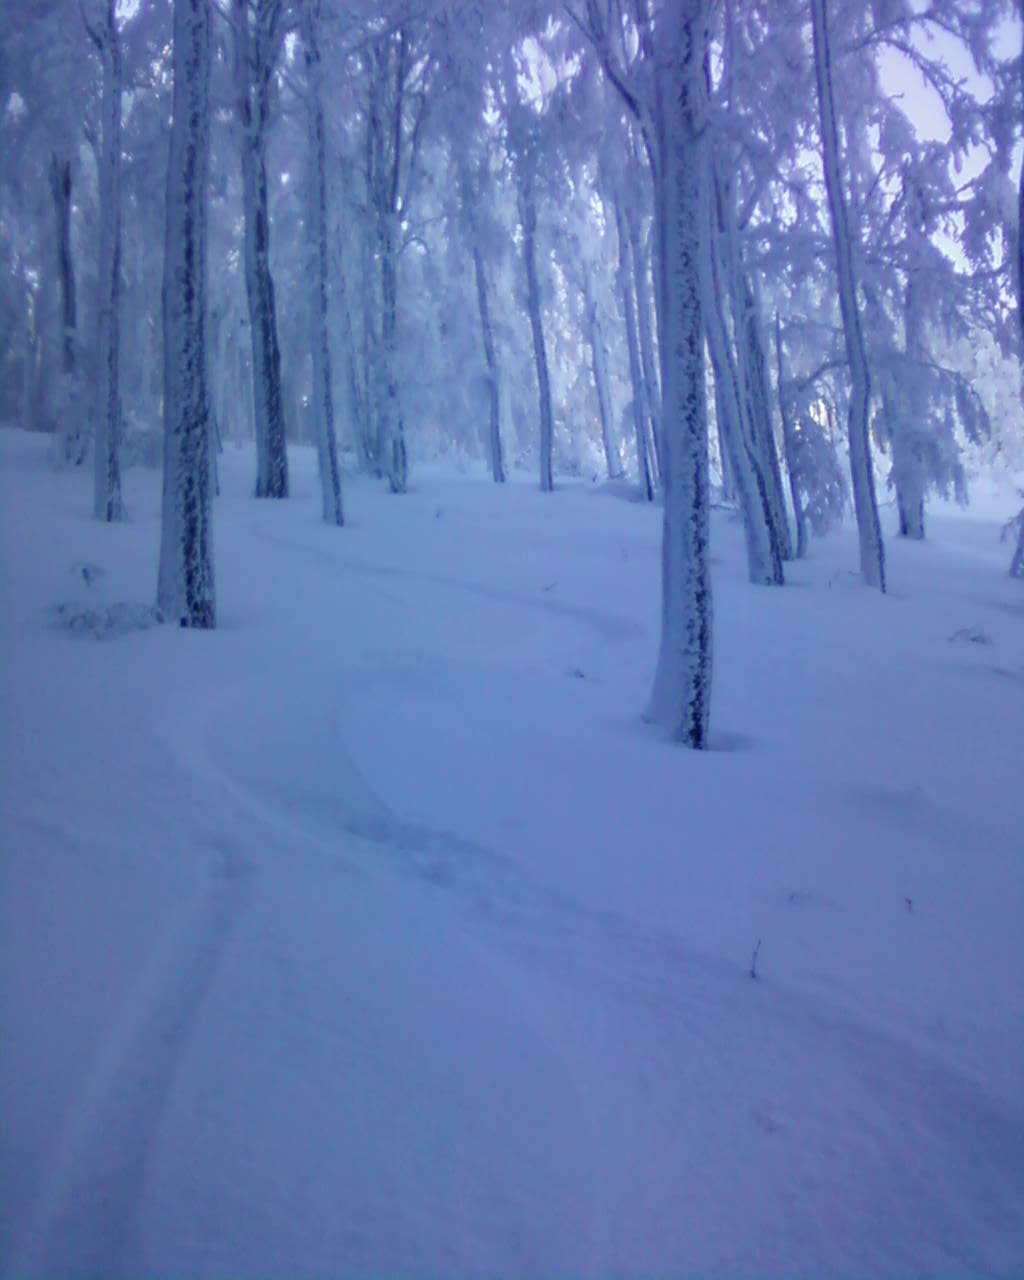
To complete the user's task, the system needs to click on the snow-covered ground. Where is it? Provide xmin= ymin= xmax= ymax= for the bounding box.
xmin=2 ymin=426 xmax=1022 ymax=1277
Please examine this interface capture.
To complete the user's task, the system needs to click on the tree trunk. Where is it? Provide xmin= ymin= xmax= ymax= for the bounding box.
xmin=891 ymin=173 xmax=928 ymax=540
xmin=774 ymin=313 xmax=808 ymax=558
xmin=379 ymin=224 xmax=407 ymax=492
xmin=646 ymin=0 xmax=713 ymax=749
xmin=302 ymin=0 xmax=343 ymax=525
xmin=519 ymin=179 xmax=554 ymax=492
xmin=615 ymin=197 xmax=653 ymax=500
xmin=1010 ymin=12 xmax=1023 ymax=580
xmin=583 ymin=270 xmax=621 ymax=479
xmin=331 ymin=232 xmax=369 ymax=467
xmin=49 ymin=152 xmax=82 ymax=463
xmin=738 ymin=274 xmax=792 ymax=557
xmin=629 ymin=221 xmax=663 ymax=482
xmin=713 ymin=380 xmax=735 ymax=500
xmin=811 ymin=0 xmax=886 ymax=590
xmin=472 ymin=243 xmax=506 ymax=482
xmin=701 ymin=172 xmax=782 ymax=585
xmin=93 ymin=0 xmax=124 ymax=522
xmin=710 ymin=158 xmax=789 ymax=565
xmin=234 ymin=0 xmax=288 ymax=499
xmin=158 ymin=0 xmax=215 ymax=629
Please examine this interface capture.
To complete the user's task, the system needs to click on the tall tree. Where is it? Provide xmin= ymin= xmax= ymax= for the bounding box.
xmin=581 ymin=0 xmax=714 ymax=745
xmin=811 ymin=0 xmax=886 ymax=591
xmin=1011 ymin=1 xmax=1024 ymax=578
xmin=85 ymin=0 xmax=125 ymax=522
xmin=49 ymin=152 xmax=82 ymax=463
xmin=511 ymin=117 xmax=555 ymax=492
xmin=300 ymin=0 xmax=343 ymax=525
xmin=158 ymin=0 xmax=215 ymax=629
xmin=233 ymin=0 xmax=288 ymax=498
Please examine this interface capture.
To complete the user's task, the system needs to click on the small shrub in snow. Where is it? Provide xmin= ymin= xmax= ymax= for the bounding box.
xmin=50 ymin=601 xmax=158 ymax=639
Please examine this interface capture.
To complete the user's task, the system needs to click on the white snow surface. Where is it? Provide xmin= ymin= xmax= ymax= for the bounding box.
xmin=2 ymin=427 xmax=1022 ymax=1277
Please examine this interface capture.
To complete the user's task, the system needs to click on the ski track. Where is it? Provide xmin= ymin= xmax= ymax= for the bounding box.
xmin=253 ymin=525 xmax=644 ymax=644
xmin=8 ymin=838 xmax=256 ymax=1280
xmin=9 ymin=486 xmax=1023 ymax=1276
xmin=167 ymin=681 xmax=1024 ymax=1274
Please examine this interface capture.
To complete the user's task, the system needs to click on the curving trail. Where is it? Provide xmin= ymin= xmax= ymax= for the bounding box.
xmin=4 ymin=438 xmax=1023 ymax=1277
xmin=8 ymin=837 xmax=255 ymax=1279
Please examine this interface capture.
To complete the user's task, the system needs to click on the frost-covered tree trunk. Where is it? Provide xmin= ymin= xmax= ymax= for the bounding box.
xmin=711 ymin=157 xmax=789 ymax=566
xmin=811 ymin=0 xmax=886 ymax=591
xmin=646 ymin=0 xmax=713 ymax=748
xmin=91 ymin=0 xmax=124 ymax=522
xmin=301 ymin=0 xmax=342 ymax=526
xmin=1010 ymin=12 xmax=1024 ymax=580
xmin=615 ymin=197 xmax=653 ymax=499
xmin=49 ymin=152 xmax=83 ymax=464
xmin=472 ymin=243 xmax=506 ymax=483
xmin=331 ymin=234 xmax=369 ymax=468
xmin=363 ymin=27 xmax=418 ymax=494
xmin=713 ymin=381 xmax=735 ymax=500
xmin=738 ymin=275 xmax=791 ymax=558
xmin=379 ymin=257 xmax=406 ymax=494
xmin=519 ymin=176 xmax=554 ymax=492
xmin=701 ymin=171 xmax=782 ymax=585
xmin=629 ymin=218 xmax=662 ymax=481
xmin=583 ymin=270 xmax=621 ymax=479
xmin=234 ymin=0 xmax=288 ymax=499
xmin=379 ymin=222 xmax=407 ymax=492
xmin=157 ymin=0 xmax=215 ymax=629
xmin=891 ymin=174 xmax=928 ymax=540
xmin=774 ymin=313 xmax=808 ymax=559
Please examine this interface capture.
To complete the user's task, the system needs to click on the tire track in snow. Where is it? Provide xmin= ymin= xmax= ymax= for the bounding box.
xmin=9 ymin=842 xmax=255 ymax=1280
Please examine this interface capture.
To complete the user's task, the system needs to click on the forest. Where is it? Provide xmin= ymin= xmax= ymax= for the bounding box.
xmin=2 ymin=0 xmax=1022 ymax=742
xmin=1 ymin=0 xmax=1023 ymax=1275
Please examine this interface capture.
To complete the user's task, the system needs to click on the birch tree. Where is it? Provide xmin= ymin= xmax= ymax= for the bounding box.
xmin=157 ymin=0 xmax=215 ymax=629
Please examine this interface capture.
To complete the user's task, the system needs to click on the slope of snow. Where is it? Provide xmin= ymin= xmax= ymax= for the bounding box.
xmin=1 ymin=428 xmax=1022 ymax=1277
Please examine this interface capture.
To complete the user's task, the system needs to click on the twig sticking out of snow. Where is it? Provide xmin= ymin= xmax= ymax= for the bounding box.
xmin=750 ymin=938 xmax=762 ymax=980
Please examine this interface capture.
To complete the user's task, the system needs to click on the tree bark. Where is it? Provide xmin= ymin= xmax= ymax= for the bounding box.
xmin=628 ymin=218 xmax=662 ymax=482
xmin=92 ymin=0 xmax=125 ymax=522
xmin=472 ymin=243 xmax=506 ymax=482
xmin=519 ymin=178 xmax=554 ymax=492
xmin=234 ymin=0 xmax=288 ymax=499
xmin=49 ymin=152 xmax=82 ymax=463
xmin=701 ymin=170 xmax=782 ymax=585
xmin=774 ymin=313 xmax=808 ymax=558
xmin=583 ymin=269 xmax=621 ymax=479
xmin=301 ymin=0 xmax=343 ymax=525
xmin=615 ymin=196 xmax=653 ymax=499
xmin=811 ymin=0 xmax=886 ymax=590
xmin=1010 ymin=8 xmax=1023 ymax=579
xmin=646 ymin=0 xmax=713 ymax=748
xmin=158 ymin=0 xmax=215 ymax=628
xmin=738 ymin=273 xmax=792 ymax=557
xmin=890 ymin=172 xmax=928 ymax=539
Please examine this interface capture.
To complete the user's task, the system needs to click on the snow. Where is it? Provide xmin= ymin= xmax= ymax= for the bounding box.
xmin=2 ymin=427 xmax=1022 ymax=1276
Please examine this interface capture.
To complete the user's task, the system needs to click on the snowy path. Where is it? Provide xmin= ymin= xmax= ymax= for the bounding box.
xmin=3 ymin=435 xmax=1022 ymax=1275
